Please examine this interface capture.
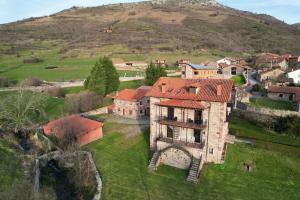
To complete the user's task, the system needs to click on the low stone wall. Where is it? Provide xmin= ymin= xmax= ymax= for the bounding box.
xmin=236 ymin=101 xmax=300 ymax=117
xmin=34 ymin=151 xmax=102 ymax=200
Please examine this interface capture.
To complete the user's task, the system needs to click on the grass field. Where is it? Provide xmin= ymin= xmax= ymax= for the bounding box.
xmin=85 ymin=118 xmax=300 ymax=200
xmin=249 ymin=98 xmax=293 ymax=111
xmin=0 ymin=140 xmax=22 ymax=192
xmin=231 ymin=75 xmax=246 ymax=86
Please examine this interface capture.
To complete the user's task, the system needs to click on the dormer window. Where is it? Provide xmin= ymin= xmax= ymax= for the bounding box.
xmin=189 ymin=86 xmax=198 ymax=94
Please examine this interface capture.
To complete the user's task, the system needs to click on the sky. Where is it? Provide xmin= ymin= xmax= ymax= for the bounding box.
xmin=0 ymin=0 xmax=299 ymax=25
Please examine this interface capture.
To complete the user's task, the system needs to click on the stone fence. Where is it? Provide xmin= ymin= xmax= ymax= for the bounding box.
xmin=236 ymin=101 xmax=300 ymax=117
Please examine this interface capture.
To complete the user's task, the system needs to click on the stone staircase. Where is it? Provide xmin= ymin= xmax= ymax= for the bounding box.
xmin=186 ymin=157 xmax=201 ymax=183
xmin=148 ymin=151 xmax=160 ymax=170
xmin=173 ymin=127 xmax=180 ymax=140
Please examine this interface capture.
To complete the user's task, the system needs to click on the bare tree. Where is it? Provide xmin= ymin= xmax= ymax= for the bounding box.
xmin=0 ymin=86 xmax=46 ymax=135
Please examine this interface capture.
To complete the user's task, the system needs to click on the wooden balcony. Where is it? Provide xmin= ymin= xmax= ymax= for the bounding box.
xmin=157 ymin=117 xmax=207 ymax=130
xmin=157 ymin=137 xmax=205 ymax=149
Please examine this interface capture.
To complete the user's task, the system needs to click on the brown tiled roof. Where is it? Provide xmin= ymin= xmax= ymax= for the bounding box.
xmin=268 ymin=86 xmax=300 ymax=100
xmin=146 ymin=77 xmax=233 ymax=103
xmin=113 ymin=86 xmax=151 ymax=101
xmin=259 ymin=68 xmax=283 ymax=75
xmin=43 ymin=115 xmax=103 ymax=138
xmin=156 ymin=99 xmax=207 ymax=109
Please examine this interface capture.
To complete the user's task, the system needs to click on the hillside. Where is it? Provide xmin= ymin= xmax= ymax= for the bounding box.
xmin=1 ymin=0 xmax=300 ymax=57
xmin=293 ymin=23 xmax=300 ymax=30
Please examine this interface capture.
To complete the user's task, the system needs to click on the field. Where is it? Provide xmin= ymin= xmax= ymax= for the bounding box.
xmin=0 ymin=140 xmax=22 ymax=192
xmin=249 ymin=98 xmax=293 ymax=111
xmin=84 ymin=117 xmax=300 ymax=200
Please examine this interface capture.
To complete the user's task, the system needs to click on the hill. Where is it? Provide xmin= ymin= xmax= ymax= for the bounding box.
xmin=293 ymin=23 xmax=300 ymax=30
xmin=1 ymin=0 xmax=300 ymax=56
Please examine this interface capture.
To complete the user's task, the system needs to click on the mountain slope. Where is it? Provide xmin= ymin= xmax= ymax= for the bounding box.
xmin=1 ymin=1 xmax=300 ymax=55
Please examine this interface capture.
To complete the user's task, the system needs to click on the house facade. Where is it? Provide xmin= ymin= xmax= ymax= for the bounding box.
xmin=113 ymin=86 xmax=151 ymax=119
xmin=43 ymin=115 xmax=103 ymax=146
xmin=287 ymin=69 xmax=300 ymax=84
xmin=257 ymin=68 xmax=284 ymax=82
xmin=181 ymin=63 xmax=217 ymax=79
xmin=146 ymin=77 xmax=234 ymax=183
xmin=217 ymin=64 xmax=249 ymax=79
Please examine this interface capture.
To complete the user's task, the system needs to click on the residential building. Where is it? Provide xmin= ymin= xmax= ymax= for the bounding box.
xmin=43 ymin=115 xmax=103 ymax=146
xmin=257 ymin=68 xmax=284 ymax=82
xmin=113 ymin=86 xmax=151 ymax=119
xmin=153 ymin=60 xmax=167 ymax=67
xmin=176 ymin=59 xmax=190 ymax=67
xmin=181 ymin=63 xmax=217 ymax=79
xmin=146 ymin=77 xmax=234 ymax=183
xmin=217 ymin=57 xmax=247 ymax=66
xmin=255 ymin=53 xmax=288 ymax=70
xmin=287 ymin=69 xmax=300 ymax=84
xmin=217 ymin=64 xmax=249 ymax=79
xmin=267 ymin=86 xmax=300 ymax=111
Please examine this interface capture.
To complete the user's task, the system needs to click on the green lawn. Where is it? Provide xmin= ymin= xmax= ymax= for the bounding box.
xmin=250 ymin=98 xmax=293 ymax=111
xmin=85 ymin=121 xmax=300 ymax=200
xmin=0 ymin=140 xmax=22 ymax=192
xmin=231 ymin=75 xmax=246 ymax=86
xmin=118 ymin=80 xmax=144 ymax=91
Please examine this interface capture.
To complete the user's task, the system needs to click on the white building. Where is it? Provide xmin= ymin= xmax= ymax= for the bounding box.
xmin=287 ymin=69 xmax=300 ymax=84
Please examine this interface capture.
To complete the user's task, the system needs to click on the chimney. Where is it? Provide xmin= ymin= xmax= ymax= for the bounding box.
xmin=217 ymin=85 xmax=222 ymax=96
xmin=161 ymin=83 xmax=167 ymax=93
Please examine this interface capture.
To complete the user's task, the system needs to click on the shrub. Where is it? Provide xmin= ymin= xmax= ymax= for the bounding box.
xmin=65 ymin=92 xmax=103 ymax=113
xmin=23 ymin=57 xmax=43 ymax=64
xmin=22 ymin=77 xmax=43 ymax=87
xmin=0 ymin=76 xmax=16 ymax=87
xmin=46 ymin=86 xmax=65 ymax=98
xmin=45 ymin=65 xmax=58 ymax=70
xmin=252 ymin=84 xmax=262 ymax=92
xmin=273 ymin=115 xmax=300 ymax=137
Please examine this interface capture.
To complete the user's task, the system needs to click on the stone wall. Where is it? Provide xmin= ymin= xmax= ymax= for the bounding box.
xmin=236 ymin=101 xmax=300 ymax=117
xmin=159 ymin=147 xmax=192 ymax=169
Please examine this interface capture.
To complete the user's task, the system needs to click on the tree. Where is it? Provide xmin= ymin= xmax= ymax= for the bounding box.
xmin=145 ymin=63 xmax=167 ymax=86
xmin=84 ymin=57 xmax=120 ymax=95
xmin=0 ymin=87 xmax=46 ymax=135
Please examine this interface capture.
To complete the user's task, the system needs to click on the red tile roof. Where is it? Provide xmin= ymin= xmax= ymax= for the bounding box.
xmin=157 ymin=99 xmax=207 ymax=109
xmin=268 ymin=86 xmax=300 ymax=100
xmin=113 ymin=86 xmax=151 ymax=102
xmin=146 ymin=77 xmax=233 ymax=103
xmin=43 ymin=115 xmax=103 ymax=138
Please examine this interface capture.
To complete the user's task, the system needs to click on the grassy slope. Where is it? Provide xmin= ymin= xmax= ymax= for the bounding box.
xmin=86 ymin=120 xmax=300 ymax=200
xmin=0 ymin=140 xmax=22 ymax=192
xmin=249 ymin=98 xmax=293 ymax=111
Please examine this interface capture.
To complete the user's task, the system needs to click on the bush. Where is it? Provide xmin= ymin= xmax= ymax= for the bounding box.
xmin=45 ymin=65 xmax=58 ymax=70
xmin=0 ymin=76 xmax=16 ymax=87
xmin=273 ymin=115 xmax=300 ymax=137
xmin=23 ymin=57 xmax=43 ymax=64
xmin=65 ymin=92 xmax=103 ymax=113
xmin=45 ymin=86 xmax=65 ymax=98
xmin=22 ymin=77 xmax=43 ymax=87
xmin=252 ymin=84 xmax=262 ymax=92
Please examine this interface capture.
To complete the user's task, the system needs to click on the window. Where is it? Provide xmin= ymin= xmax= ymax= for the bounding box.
xmin=140 ymin=110 xmax=143 ymax=114
xmin=209 ymin=148 xmax=214 ymax=154
xmin=140 ymin=101 xmax=142 ymax=105
xmin=129 ymin=110 xmax=133 ymax=115
xmin=279 ymin=94 xmax=283 ymax=98
xmin=167 ymin=126 xmax=173 ymax=138
xmin=182 ymin=71 xmax=185 ymax=75
xmin=194 ymin=71 xmax=199 ymax=75
xmin=147 ymin=100 xmax=150 ymax=103
xmin=118 ymin=108 xmax=120 ymax=112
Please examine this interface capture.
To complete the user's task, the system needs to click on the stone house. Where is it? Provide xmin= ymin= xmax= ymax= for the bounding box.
xmin=257 ymin=68 xmax=284 ymax=82
xmin=217 ymin=64 xmax=249 ymax=79
xmin=176 ymin=59 xmax=190 ymax=67
xmin=153 ymin=60 xmax=167 ymax=67
xmin=146 ymin=77 xmax=234 ymax=183
xmin=113 ymin=86 xmax=151 ymax=119
xmin=181 ymin=63 xmax=217 ymax=79
xmin=43 ymin=115 xmax=103 ymax=146
xmin=217 ymin=57 xmax=247 ymax=66
xmin=267 ymin=86 xmax=300 ymax=102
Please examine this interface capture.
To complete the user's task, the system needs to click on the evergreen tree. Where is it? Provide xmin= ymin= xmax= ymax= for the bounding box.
xmin=84 ymin=57 xmax=120 ymax=95
xmin=145 ymin=63 xmax=167 ymax=86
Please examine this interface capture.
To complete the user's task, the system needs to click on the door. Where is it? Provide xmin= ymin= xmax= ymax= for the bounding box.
xmin=194 ymin=130 xmax=201 ymax=143
xmin=167 ymin=126 xmax=173 ymax=138
xmin=123 ymin=109 xmax=125 ymax=116
xmin=167 ymin=107 xmax=174 ymax=120
xmin=194 ymin=110 xmax=202 ymax=124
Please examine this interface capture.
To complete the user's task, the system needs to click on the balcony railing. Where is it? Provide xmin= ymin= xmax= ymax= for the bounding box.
xmin=157 ymin=116 xmax=207 ymax=130
xmin=157 ymin=137 xmax=205 ymax=149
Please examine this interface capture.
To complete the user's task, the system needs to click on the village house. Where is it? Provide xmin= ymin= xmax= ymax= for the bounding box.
xmin=217 ymin=63 xmax=249 ymax=79
xmin=113 ymin=86 xmax=151 ymax=119
xmin=153 ymin=59 xmax=167 ymax=67
xmin=255 ymin=53 xmax=288 ymax=70
xmin=217 ymin=57 xmax=247 ymax=66
xmin=257 ymin=68 xmax=284 ymax=82
xmin=181 ymin=63 xmax=217 ymax=79
xmin=287 ymin=69 xmax=300 ymax=84
xmin=146 ymin=77 xmax=234 ymax=183
xmin=267 ymin=86 xmax=300 ymax=111
xmin=43 ymin=115 xmax=103 ymax=146
xmin=176 ymin=59 xmax=190 ymax=67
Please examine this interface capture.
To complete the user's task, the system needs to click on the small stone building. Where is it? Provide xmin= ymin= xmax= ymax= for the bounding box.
xmin=43 ymin=115 xmax=103 ymax=146
xmin=113 ymin=86 xmax=151 ymax=119
xmin=181 ymin=63 xmax=217 ymax=79
xmin=257 ymin=68 xmax=284 ymax=82
xmin=217 ymin=64 xmax=249 ymax=78
xmin=146 ymin=77 xmax=234 ymax=182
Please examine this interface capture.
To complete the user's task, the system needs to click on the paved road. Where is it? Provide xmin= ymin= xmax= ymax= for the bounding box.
xmin=0 ymin=76 xmax=145 ymax=92
xmin=245 ymin=71 xmax=259 ymax=92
